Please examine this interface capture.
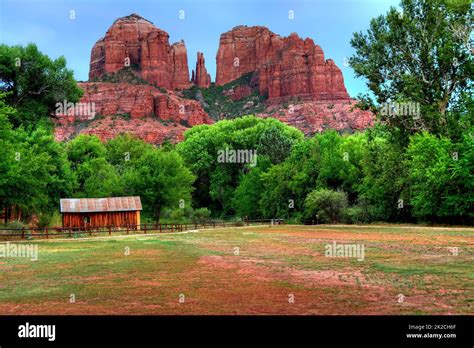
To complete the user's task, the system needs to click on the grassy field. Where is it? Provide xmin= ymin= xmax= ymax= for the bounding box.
xmin=0 ymin=224 xmax=472 ymax=315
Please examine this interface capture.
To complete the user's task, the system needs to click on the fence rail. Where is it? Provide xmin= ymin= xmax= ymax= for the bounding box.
xmin=0 ymin=219 xmax=277 ymax=241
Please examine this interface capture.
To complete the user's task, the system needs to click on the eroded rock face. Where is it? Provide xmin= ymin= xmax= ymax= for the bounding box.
xmin=258 ymin=101 xmax=374 ymax=136
xmin=54 ymin=82 xmax=212 ymax=144
xmin=216 ymin=26 xmax=349 ymax=103
xmin=223 ymin=85 xmax=253 ymax=101
xmin=89 ymin=13 xmax=190 ymax=89
xmin=68 ymin=16 xmax=373 ymax=145
xmin=192 ymin=52 xmax=211 ymax=88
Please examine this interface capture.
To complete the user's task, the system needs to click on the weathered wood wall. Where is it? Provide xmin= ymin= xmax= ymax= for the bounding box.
xmin=62 ymin=211 xmax=140 ymax=228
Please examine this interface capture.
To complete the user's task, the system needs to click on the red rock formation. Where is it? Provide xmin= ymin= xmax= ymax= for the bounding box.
xmin=216 ymin=26 xmax=349 ymax=103
xmin=171 ymin=41 xmax=191 ymax=89
xmin=257 ymin=101 xmax=373 ymax=136
xmin=89 ymin=13 xmax=190 ymax=89
xmin=192 ymin=52 xmax=211 ymax=88
xmin=54 ymin=82 xmax=212 ymax=144
xmin=223 ymin=85 xmax=252 ymax=100
xmin=75 ymin=17 xmax=373 ymax=145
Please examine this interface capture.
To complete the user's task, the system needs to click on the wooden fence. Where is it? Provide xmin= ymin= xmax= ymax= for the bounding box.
xmin=0 ymin=219 xmax=275 ymax=241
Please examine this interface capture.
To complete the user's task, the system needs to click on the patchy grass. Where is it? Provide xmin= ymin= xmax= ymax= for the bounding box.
xmin=0 ymin=225 xmax=472 ymax=314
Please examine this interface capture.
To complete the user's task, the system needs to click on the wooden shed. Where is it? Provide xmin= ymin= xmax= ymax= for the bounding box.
xmin=60 ymin=197 xmax=142 ymax=229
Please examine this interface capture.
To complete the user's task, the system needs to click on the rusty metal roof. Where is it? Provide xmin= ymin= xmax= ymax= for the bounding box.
xmin=60 ymin=197 xmax=142 ymax=213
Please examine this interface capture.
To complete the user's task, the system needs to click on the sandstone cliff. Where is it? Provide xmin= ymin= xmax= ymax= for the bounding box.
xmin=55 ymin=82 xmax=212 ymax=144
xmin=89 ymin=13 xmax=191 ymax=89
xmin=216 ymin=26 xmax=349 ymax=104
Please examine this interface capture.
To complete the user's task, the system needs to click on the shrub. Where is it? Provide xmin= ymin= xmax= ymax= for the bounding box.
xmin=304 ymin=188 xmax=348 ymax=223
xmin=37 ymin=213 xmax=53 ymax=228
xmin=2 ymin=220 xmax=26 ymax=229
xmin=192 ymin=208 xmax=211 ymax=224
xmin=343 ymin=206 xmax=369 ymax=224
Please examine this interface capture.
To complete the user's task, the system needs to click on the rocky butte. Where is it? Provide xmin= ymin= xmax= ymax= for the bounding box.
xmin=216 ymin=26 xmax=349 ymax=103
xmin=215 ymin=25 xmax=373 ymax=134
xmin=56 ymin=14 xmax=212 ymax=144
xmin=55 ymin=15 xmax=373 ymax=144
xmin=89 ymin=13 xmax=192 ymax=89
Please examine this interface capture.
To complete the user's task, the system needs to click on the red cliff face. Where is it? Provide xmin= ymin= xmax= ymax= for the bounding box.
xmin=89 ymin=13 xmax=191 ymax=89
xmin=54 ymin=82 xmax=212 ymax=144
xmin=65 ymin=16 xmax=373 ymax=145
xmin=216 ymin=26 xmax=349 ymax=103
xmin=258 ymin=101 xmax=374 ymax=136
xmin=192 ymin=52 xmax=211 ymax=88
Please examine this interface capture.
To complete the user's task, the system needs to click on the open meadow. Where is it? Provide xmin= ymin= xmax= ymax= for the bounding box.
xmin=0 ymin=224 xmax=472 ymax=315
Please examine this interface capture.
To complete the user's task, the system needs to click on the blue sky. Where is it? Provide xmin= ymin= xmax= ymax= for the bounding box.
xmin=0 ymin=0 xmax=400 ymax=97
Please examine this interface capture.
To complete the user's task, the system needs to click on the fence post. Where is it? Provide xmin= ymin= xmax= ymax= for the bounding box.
xmin=21 ymin=227 xmax=25 ymax=240
xmin=108 ymin=226 xmax=111 ymax=236
xmin=144 ymin=224 xmax=147 ymax=234
xmin=46 ymin=227 xmax=49 ymax=239
xmin=159 ymin=224 xmax=162 ymax=233
xmin=126 ymin=225 xmax=129 ymax=234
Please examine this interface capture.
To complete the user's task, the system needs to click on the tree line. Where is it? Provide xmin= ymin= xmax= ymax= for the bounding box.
xmin=0 ymin=0 xmax=472 ymax=226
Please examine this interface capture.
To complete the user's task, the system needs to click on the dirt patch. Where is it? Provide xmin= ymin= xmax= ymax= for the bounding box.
xmin=198 ymin=255 xmax=370 ymax=288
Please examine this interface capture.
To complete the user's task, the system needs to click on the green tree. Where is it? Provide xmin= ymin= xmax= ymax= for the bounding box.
xmin=177 ymin=116 xmax=303 ymax=215
xmin=304 ymin=188 xmax=348 ymax=223
xmin=0 ymin=93 xmax=75 ymax=222
xmin=405 ymin=130 xmax=473 ymax=223
xmin=75 ymin=158 xmax=122 ymax=198
xmin=0 ymin=43 xmax=82 ymax=128
xmin=358 ymin=128 xmax=410 ymax=221
xmin=123 ymin=148 xmax=195 ymax=221
xmin=66 ymin=134 xmax=107 ymax=170
xmin=106 ymin=134 xmax=154 ymax=174
xmin=350 ymin=0 xmax=473 ymax=137
xmin=259 ymin=137 xmax=321 ymax=219
xmin=232 ymin=157 xmax=271 ymax=219
xmin=315 ymin=130 xmax=366 ymax=200
xmin=65 ymin=134 xmax=122 ymax=197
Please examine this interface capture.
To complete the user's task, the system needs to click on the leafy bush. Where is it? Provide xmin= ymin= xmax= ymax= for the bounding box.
xmin=37 ymin=213 xmax=53 ymax=228
xmin=2 ymin=220 xmax=27 ymax=229
xmin=191 ymin=208 xmax=211 ymax=224
xmin=304 ymin=188 xmax=348 ymax=223
xmin=343 ymin=206 xmax=369 ymax=224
